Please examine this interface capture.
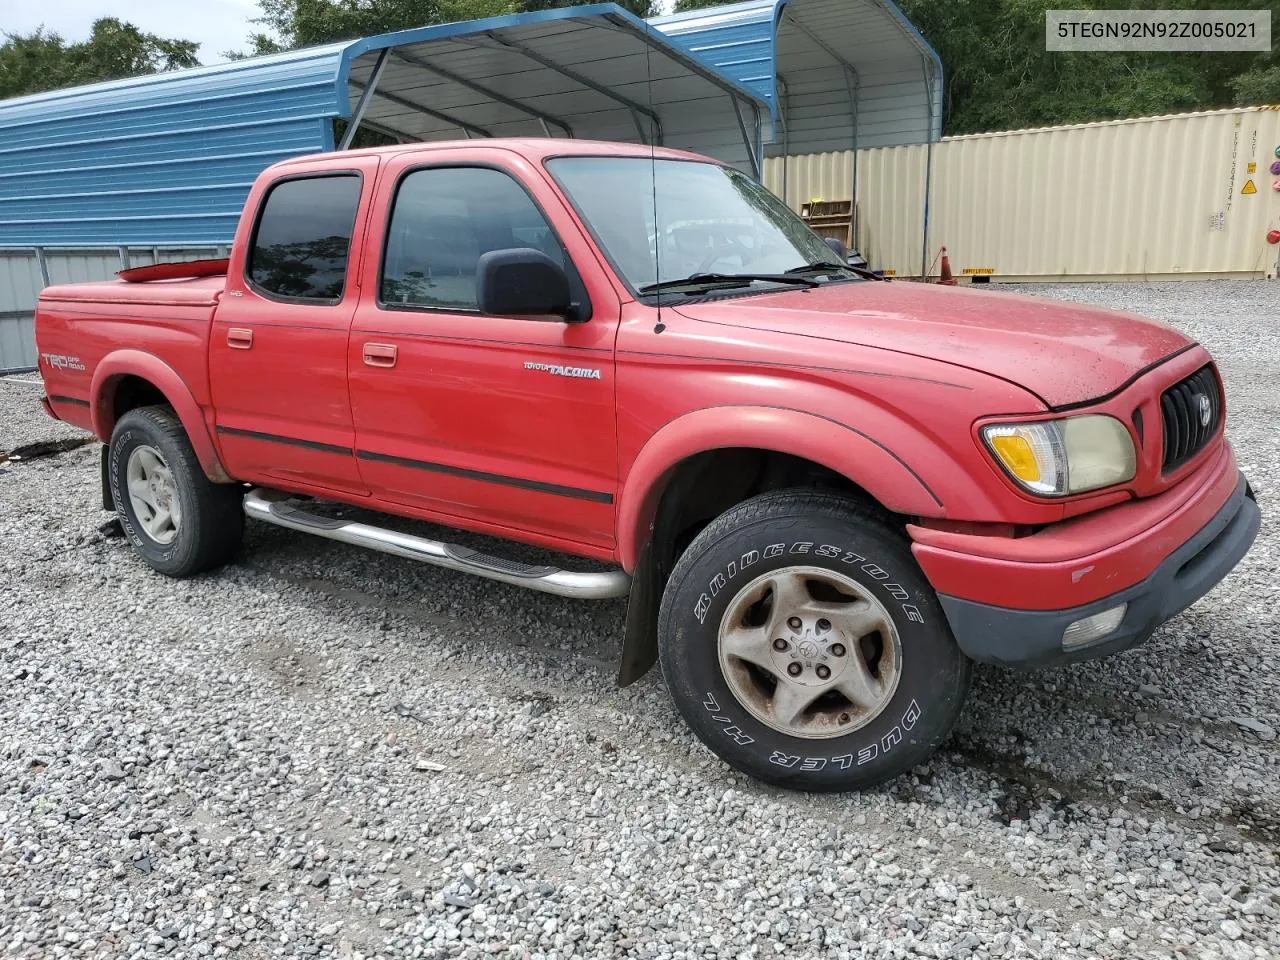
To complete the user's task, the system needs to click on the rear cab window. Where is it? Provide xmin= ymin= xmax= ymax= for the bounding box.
xmin=248 ymin=175 xmax=363 ymax=303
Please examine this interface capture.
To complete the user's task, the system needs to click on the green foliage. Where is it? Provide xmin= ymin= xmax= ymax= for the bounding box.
xmin=672 ymin=0 xmax=724 ymax=13
xmin=899 ymin=0 xmax=1280 ymax=134
xmin=0 ymin=18 xmax=199 ymax=99
xmin=1230 ymin=64 xmax=1280 ymax=104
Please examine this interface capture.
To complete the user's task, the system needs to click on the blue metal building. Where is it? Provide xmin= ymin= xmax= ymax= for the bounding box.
xmin=0 ymin=4 xmax=771 ymax=248
xmin=0 ymin=43 xmax=351 ymax=246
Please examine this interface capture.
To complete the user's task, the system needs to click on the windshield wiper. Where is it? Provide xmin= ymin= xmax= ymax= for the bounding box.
xmin=784 ymin=261 xmax=885 ymax=281
xmin=638 ymin=272 xmax=820 ymax=295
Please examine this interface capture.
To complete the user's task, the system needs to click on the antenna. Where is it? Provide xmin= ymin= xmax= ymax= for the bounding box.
xmin=643 ymin=17 xmax=663 ymax=334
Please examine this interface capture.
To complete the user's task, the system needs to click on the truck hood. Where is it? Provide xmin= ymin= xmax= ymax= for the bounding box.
xmin=672 ymin=281 xmax=1193 ymax=408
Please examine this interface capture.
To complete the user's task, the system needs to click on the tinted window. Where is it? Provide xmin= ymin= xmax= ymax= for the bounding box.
xmin=249 ymin=175 xmax=362 ymax=301
xmin=381 ymin=167 xmax=566 ymax=311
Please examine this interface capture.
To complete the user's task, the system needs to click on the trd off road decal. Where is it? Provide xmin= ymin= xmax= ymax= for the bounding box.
xmin=693 ymin=541 xmax=925 ymax=626
xmin=41 ymin=353 xmax=86 ymax=372
xmin=701 ymin=692 xmax=922 ymax=769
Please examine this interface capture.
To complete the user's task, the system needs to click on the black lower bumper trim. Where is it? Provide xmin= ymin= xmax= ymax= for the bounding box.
xmin=939 ymin=473 xmax=1260 ymax=668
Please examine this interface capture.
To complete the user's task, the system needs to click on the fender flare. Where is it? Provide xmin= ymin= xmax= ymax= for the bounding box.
xmin=616 ymin=405 xmax=946 ymax=571
xmin=90 ymin=349 xmax=231 ymax=482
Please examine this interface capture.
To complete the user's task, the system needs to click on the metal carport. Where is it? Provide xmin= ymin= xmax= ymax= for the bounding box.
xmin=653 ymin=0 xmax=943 ymax=274
xmin=338 ymin=5 xmax=771 ymax=176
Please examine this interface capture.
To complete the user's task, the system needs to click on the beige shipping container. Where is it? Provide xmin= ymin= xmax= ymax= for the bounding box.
xmin=765 ymin=106 xmax=1280 ymax=281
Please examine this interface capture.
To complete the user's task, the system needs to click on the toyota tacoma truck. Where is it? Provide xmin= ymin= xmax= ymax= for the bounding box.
xmin=36 ymin=140 xmax=1260 ymax=791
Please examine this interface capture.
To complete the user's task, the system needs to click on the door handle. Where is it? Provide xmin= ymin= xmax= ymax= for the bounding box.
xmin=227 ymin=328 xmax=253 ymax=350
xmin=363 ymin=343 xmax=397 ymax=368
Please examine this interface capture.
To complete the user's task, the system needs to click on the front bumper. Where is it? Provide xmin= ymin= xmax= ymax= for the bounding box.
xmin=936 ymin=473 xmax=1259 ymax=667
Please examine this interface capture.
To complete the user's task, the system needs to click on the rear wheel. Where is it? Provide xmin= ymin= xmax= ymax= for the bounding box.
xmin=109 ymin=406 xmax=244 ymax=577
xmin=658 ymin=489 xmax=970 ymax=791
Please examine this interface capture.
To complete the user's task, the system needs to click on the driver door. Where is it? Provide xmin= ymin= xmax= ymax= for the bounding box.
xmin=348 ymin=151 xmax=621 ymax=551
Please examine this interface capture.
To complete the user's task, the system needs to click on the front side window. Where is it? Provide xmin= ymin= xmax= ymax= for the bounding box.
xmin=381 ymin=167 xmax=568 ymax=311
xmin=248 ymin=175 xmax=362 ymax=301
xmin=547 ymin=157 xmax=848 ymax=296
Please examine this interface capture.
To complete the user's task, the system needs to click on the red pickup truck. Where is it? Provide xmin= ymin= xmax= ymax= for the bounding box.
xmin=36 ymin=139 xmax=1259 ymax=790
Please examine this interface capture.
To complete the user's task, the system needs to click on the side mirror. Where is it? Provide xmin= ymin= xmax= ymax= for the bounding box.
xmin=476 ymin=248 xmax=574 ymax=319
xmin=823 ymin=236 xmax=848 ymax=261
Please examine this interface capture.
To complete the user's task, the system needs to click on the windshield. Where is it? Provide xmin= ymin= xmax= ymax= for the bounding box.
xmin=546 ymin=157 xmax=845 ymax=294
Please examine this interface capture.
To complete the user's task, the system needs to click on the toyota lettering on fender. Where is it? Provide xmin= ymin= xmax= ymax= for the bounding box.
xmin=34 ymin=138 xmax=1260 ymax=792
xmin=523 ymin=361 xmax=602 ymax=379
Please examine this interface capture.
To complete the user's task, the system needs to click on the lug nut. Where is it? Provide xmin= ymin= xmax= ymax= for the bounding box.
xmin=772 ymin=638 xmax=788 ymax=651
xmin=787 ymin=662 xmax=803 ymax=677
xmin=816 ymin=618 xmax=831 ymax=632
xmin=815 ymin=664 xmax=831 ymax=679
xmin=830 ymin=643 xmax=846 ymax=657
xmin=787 ymin=616 xmax=803 ymax=631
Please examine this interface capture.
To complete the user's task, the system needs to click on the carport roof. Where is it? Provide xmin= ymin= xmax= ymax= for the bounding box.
xmin=334 ymin=4 xmax=773 ymax=174
xmin=653 ymin=0 xmax=943 ymax=153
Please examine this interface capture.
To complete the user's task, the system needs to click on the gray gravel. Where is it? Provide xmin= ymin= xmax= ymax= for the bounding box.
xmin=2 ymin=279 xmax=1277 ymax=959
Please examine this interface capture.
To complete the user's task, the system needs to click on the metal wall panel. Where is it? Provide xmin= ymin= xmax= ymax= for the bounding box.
xmin=0 ymin=47 xmax=348 ymax=247
xmin=651 ymin=0 xmax=777 ymax=104
xmin=766 ymin=106 xmax=1280 ymax=280
xmin=0 ymin=246 xmax=224 ymax=373
xmin=0 ymin=316 xmax=37 ymax=373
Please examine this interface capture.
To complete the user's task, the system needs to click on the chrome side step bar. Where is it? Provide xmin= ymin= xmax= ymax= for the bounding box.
xmin=243 ymin=489 xmax=630 ymax=600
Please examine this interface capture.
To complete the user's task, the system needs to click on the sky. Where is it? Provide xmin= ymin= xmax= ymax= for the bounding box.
xmin=4 ymin=0 xmax=268 ymax=64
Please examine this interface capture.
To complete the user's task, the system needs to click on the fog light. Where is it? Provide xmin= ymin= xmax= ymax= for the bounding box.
xmin=1062 ymin=604 xmax=1127 ymax=650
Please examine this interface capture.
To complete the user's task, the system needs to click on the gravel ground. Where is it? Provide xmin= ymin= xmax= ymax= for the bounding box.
xmin=1 ymin=280 xmax=1277 ymax=960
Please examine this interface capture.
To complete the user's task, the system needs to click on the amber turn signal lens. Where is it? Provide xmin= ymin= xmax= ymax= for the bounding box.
xmin=988 ymin=434 xmax=1041 ymax=484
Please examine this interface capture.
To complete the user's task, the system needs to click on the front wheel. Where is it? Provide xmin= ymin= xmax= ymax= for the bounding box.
xmin=658 ymin=490 xmax=970 ymax=791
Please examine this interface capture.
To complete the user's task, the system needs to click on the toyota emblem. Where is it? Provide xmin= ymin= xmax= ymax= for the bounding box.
xmin=1196 ymin=393 xmax=1211 ymax=427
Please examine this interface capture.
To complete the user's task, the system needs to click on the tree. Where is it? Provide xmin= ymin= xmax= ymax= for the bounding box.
xmin=235 ymin=0 xmax=655 ymax=55
xmin=672 ymin=0 xmax=723 ymax=13
xmin=899 ymin=0 xmax=1280 ymax=134
xmin=0 ymin=18 xmax=199 ymax=100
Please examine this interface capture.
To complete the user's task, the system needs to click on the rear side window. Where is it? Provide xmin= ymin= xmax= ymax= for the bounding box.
xmin=381 ymin=167 xmax=567 ymax=311
xmin=248 ymin=175 xmax=362 ymax=302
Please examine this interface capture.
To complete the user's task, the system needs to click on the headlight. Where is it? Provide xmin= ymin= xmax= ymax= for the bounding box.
xmin=982 ymin=415 xmax=1136 ymax=496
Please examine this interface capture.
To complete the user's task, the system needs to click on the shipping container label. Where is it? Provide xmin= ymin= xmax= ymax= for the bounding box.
xmin=962 ymin=267 xmax=996 ymax=275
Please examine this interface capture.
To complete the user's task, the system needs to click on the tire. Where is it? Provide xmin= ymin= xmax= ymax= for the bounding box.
xmin=658 ymin=489 xmax=970 ymax=791
xmin=108 ymin=406 xmax=244 ymax=578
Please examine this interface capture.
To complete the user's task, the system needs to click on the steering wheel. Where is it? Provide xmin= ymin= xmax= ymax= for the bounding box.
xmin=693 ymin=235 xmax=750 ymax=273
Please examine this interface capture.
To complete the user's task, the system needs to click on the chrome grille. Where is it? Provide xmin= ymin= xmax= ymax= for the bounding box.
xmin=1160 ymin=365 xmax=1221 ymax=472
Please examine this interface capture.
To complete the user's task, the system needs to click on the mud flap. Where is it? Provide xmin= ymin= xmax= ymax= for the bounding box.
xmin=617 ymin=542 xmax=659 ymax=686
xmin=101 ymin=442 xmax=114 ymax=511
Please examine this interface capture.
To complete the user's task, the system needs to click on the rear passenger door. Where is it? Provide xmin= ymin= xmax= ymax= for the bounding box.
xmin=348 ymin=152 xmax=620 ymax=551
xmin=210 ymin=158 xmax=378 ymax=494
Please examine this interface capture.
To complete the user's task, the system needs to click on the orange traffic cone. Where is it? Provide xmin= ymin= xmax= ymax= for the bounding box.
xmin=938 ymin=246 xmax=957 ymax=285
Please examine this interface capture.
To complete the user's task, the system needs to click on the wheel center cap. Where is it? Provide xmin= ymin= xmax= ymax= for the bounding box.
xmin=797 ymin=639 xmax=821 ymax=659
